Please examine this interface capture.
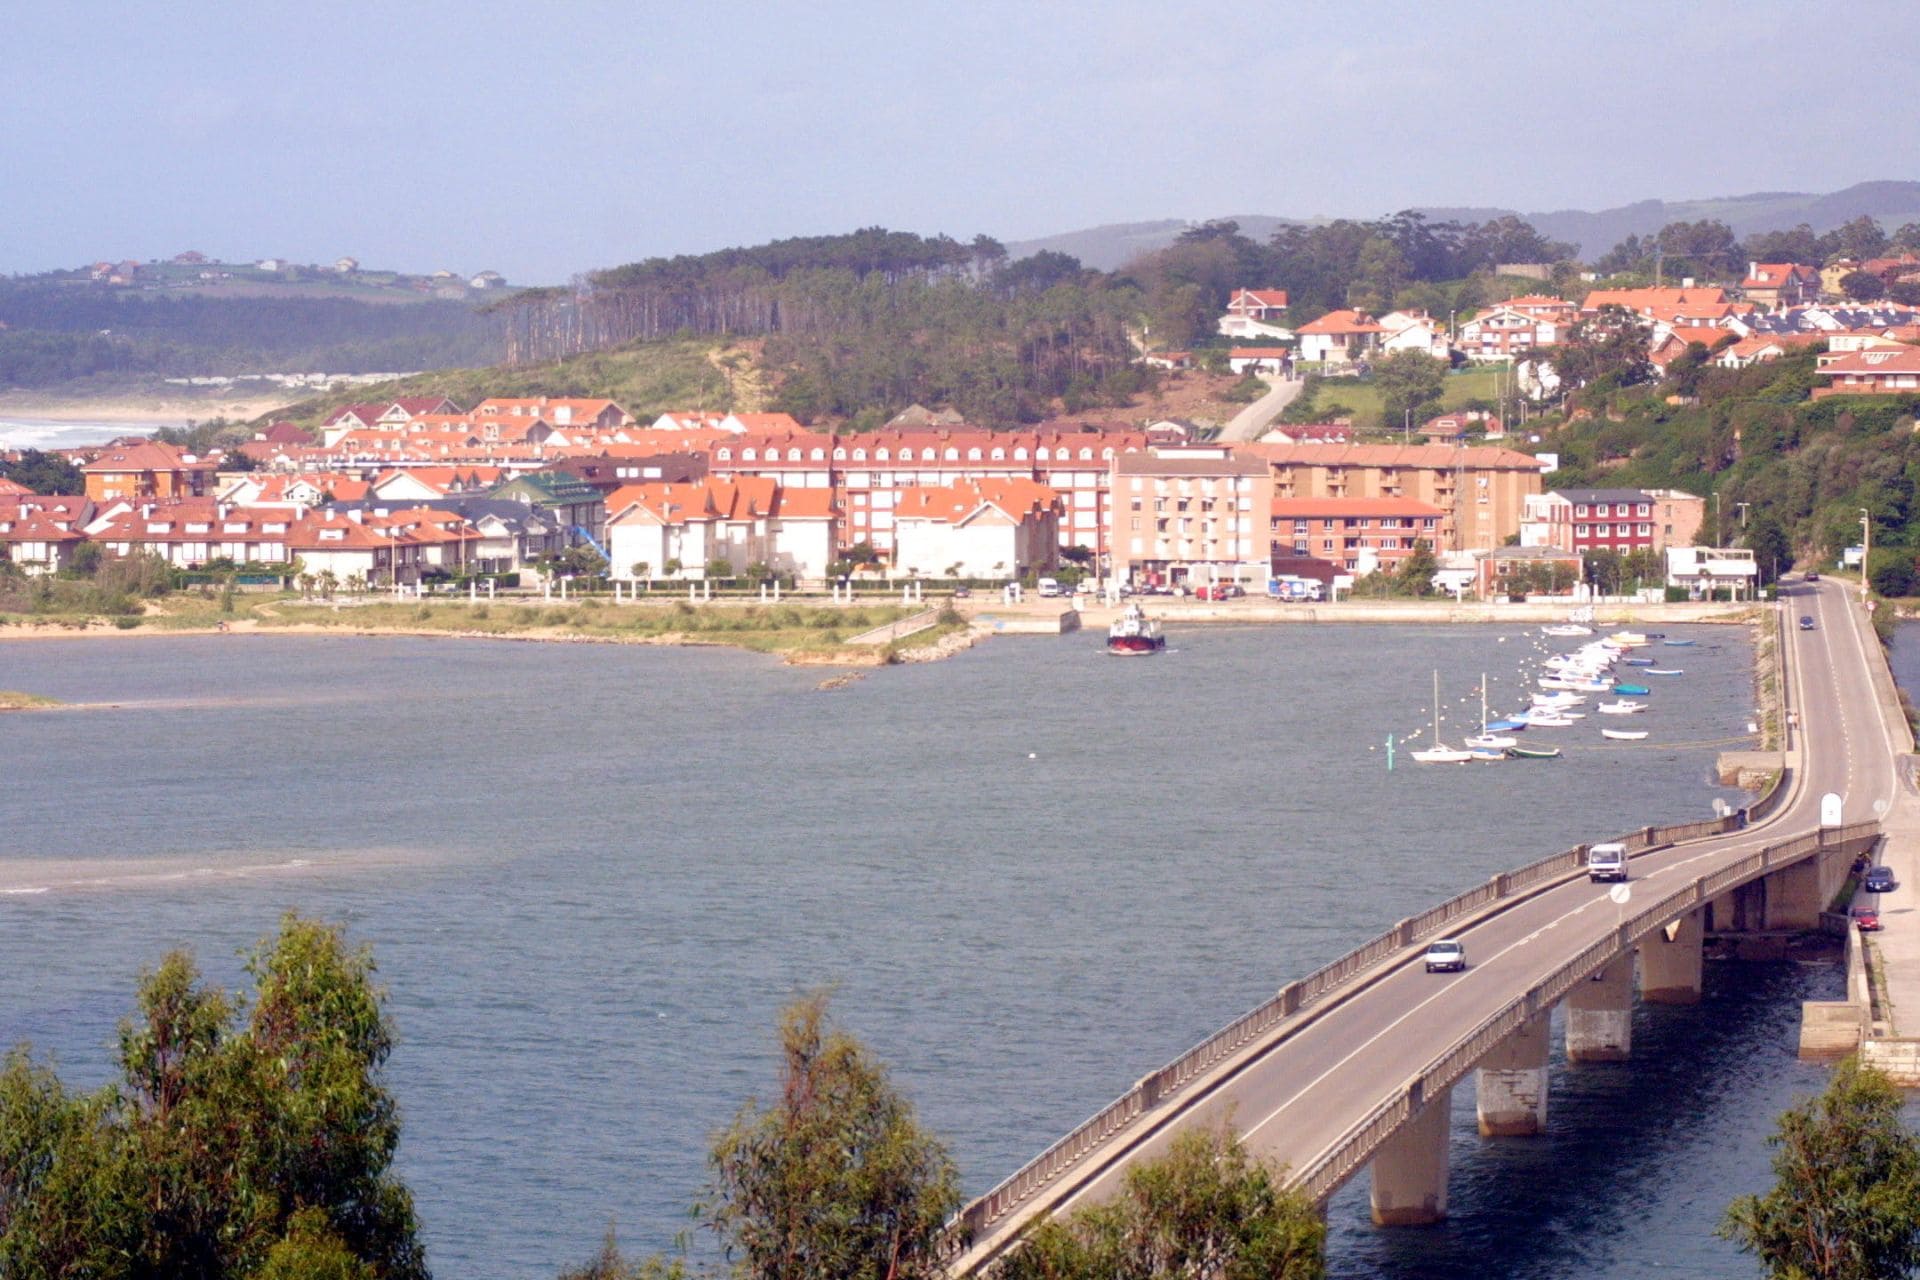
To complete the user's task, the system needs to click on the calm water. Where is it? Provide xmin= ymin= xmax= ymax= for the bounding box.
xmin=0 ymin=622 xmax=1831 ymax=1277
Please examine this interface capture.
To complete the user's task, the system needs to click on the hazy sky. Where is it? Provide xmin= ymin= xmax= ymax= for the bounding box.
xmin=6 ymin=0 xmax=1916 ymax=284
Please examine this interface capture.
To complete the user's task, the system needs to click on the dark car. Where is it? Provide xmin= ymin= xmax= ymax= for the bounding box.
xmin=1805 ymin=571 xmax=1820 ymax=581
xmin=1800 ymin=616 xmax=1816 ymax=631
xmin=1865 ymin=865 xmax=1898 ymax=894
xmin=1853 ymin=906 xmax=1883 ymax=932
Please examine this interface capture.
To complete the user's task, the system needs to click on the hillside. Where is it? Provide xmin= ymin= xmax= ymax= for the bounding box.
xmin=253 ymin=338 xmax=743 ymax=429
xmin=1009 ymin=180 xmax=1920 ymax=268
xmin=1533 ymin=345 xmax=1920 ymax=586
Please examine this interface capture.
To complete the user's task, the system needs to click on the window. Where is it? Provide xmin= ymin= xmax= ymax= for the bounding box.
xmin=990 ymin=448 xmax=1005 ymax=461
xmin=716 ymin=448 xmax=731 ymax=461
xmin=743 ymin=449 xmax=757 ymax=461
xmin=1575 ymin=504 xmax=1588 ymax=517
xmin=1014 ymin=448 xmax=1028 ymax=461
xmin=833 ymin=448 xmax=847 ymax=460
xmin=1637 ymin=503 xmax=1650 ymax=516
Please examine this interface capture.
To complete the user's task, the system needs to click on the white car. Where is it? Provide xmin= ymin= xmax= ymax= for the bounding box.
xmin=1424 ymin=939 xmax=1467 ymax=973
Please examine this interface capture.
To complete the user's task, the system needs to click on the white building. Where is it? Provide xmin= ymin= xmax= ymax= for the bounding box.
xmin=889 ymin=479 xmax=1061 ymax=579
xmin=1665 ymin=545 xmax=1758 ymax=599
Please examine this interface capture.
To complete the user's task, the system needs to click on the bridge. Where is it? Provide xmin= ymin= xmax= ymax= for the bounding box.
xmin=949 ymin=579 xmax=1907 ymax=1273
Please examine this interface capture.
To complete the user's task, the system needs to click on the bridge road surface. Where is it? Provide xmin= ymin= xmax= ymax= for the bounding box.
xmin=961 ymin=580 xmax=1895 ymax=1270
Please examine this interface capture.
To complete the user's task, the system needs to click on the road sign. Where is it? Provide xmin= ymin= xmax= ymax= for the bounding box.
xmin=1608 ymin=884 xmax=1632 ymax=905
xmin=1821 ymin=793 xmax=1844 ymax=827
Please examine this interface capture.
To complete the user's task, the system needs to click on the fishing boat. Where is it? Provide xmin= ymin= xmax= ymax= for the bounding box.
xmin=1521 ymin=713 xmax=1575 ymax=727
xmin=1469 ymin=748 xmax=1508 ymax=762
xmin=1466 ymin=733 xmax=1518 ymax=749
xmin=1645 ymin=668 xmax=1683 ymax=676
xmin=1601 ymin=728 xmax=1649 ymax=741
xmin=1612 ymin=683 xmax=1650 ymax=696
xmin=1485 ymin=718 xmax=1530 ymax=732
xmin=1597 ymin=700 xmax=1646 ymax=715
xmin=1542 ymin=624 xmax=1592 ymax=637
xmin=1663 ymin=638 xmax=1696 ymax=647
xmin=1506 ymin=745 xmax=1562 ymax=759
xmin=1532 ymin=692 xmax=1585 ymax=707
xmin=1411 ymin=670 xmax=1474 ymax=763
xmin=1106 ymin=601 xmax=1166 ymax=655
xmin=1607 ymin=631 xmax=1651 ymax=647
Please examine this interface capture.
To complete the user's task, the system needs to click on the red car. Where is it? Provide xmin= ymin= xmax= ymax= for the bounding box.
xmin=1854 ymin=906 xmax=1883 ymax=932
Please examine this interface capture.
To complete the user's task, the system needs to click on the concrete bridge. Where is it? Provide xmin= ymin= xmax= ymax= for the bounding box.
xmin=948 ymin=578 xmax=1906 ymax=1273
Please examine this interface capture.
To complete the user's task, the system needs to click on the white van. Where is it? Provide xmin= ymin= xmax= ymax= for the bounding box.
xmin=1036 ymin=577 xmax=1063 ymax=597
xmin=1586 ymin=841 xmax=1628 ymax=882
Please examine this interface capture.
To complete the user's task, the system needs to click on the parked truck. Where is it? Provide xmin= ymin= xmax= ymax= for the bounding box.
xmin=1267 ymin=575 xmax=1324 ymax=602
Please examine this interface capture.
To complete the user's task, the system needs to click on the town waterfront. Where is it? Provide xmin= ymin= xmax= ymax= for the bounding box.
xmin=0 ymin=623 xmax=1837 ymax=1277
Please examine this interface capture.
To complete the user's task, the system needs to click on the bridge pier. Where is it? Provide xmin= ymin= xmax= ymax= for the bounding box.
xmin=1566 ymin=953 xmax=1633 ymax=1062
xmin=1369 ymin=1085 xmax=1450 ymax=1226
xmin=1475 ymin=1015 xmax=1550 ymax=1136
xmin=1640 ymin=910 xmax=1704 ymax=1004
xmin=1761 ymin=857 xmax=1826 ymax=930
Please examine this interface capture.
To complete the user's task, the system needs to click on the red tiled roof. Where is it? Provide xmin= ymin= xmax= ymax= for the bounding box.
xmin=1270 ymin=497 xmax=1446 ymax=517
xmin=1296 ymin=309 xmax=1385 ymax=334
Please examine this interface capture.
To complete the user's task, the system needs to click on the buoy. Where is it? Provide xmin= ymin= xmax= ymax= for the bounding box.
xmin=1028 ymin=752 xmax=1037 ymax=759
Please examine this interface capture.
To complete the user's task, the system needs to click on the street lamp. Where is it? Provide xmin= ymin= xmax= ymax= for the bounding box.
xmin=1735 ymin=501 xmax=1750 ymax=529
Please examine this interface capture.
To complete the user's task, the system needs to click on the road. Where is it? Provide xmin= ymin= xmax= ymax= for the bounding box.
xmin=958 ymin=580 xmax=1898 ymax=1271
xmin=1218 ymin=375 xmax=1303 ymax=442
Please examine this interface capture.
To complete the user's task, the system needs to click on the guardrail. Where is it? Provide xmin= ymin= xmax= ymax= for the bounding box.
xmin=946 ymin=798 xmax=1793 ymax=1256
xmin=1290 ymin=820 xmax=1881 ymax=1204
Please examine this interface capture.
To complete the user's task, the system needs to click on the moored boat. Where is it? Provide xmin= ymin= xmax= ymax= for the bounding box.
xmin=1645 ymin=668 xmax=1683 ymax=676
xmin=1506 ymin=745 xmax=1562 ymax=759
xmin=1106 ymin=602 xmax=1166 ymax=655
xmin=1411 ymin=670 xmax=1473 ymax=763
xmin=1663 ymin=638 xmax=1696 ymax=647
xmin=1623 ymin=657 xmax=1655 ymax=666
xmin=1601 ymin=728 xmax=1648 ymax=741
xmin=1612 ymin=683 xmax=1650 ymax=696
xmin=1597 ymin=700 xmax=1646 ymax=714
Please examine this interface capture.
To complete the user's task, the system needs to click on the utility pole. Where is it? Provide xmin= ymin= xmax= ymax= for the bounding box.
xmin=1714 ymin=492 xmax=1723 ymax=547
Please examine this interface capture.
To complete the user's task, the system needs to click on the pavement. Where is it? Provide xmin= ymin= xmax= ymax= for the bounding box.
xmin=956 ymin=578 xmax=1894 ymax=1272
xmin=1217 ymin=374 xmax=1304 ymax=442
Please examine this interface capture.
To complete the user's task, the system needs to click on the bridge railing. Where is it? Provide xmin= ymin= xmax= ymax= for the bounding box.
xmin=1290 ymin=820 xmax=1883 ymax=1204
xmin=947 ymin=804 xmax=1769 ymax=1253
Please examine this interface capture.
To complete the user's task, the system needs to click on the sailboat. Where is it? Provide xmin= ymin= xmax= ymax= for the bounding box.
xmin=1411 ymin=671 xmax=1474 ymax=763
xmin=1464 ymin=673 xmax=1516 ymax=749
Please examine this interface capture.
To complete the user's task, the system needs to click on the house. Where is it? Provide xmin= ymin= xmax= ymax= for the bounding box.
xmin=333 ymin=256 xmax=359 ymax=273
xmin=1376 ymin=311 xmax=1452 ymax=360
xmin=891 ymin=479 xmax=1061 ymax=580
xmin=1647 ymin=326 xmax=1732 ymax=373
xmin=473 ymin=397 xmax=629 ymax=431
xmin=1238 ymin=442 xmax=1545 ymax=552
xmin=486 ymin=470 xmax=608 ymax=544
xmin=1713 ymin=332 xmax=1825 ymax=368
xmin=1258 ymin=421 xmax=1354 ymax=445
xmin=1821 ymin=260 xmax=1862 ymax=298
xmin=1519 ymin=488 xmax=1704 ymax=555
xmin=289 ymin=510 xmax=413 ymax=584
xmin=1139 ymin=350 xmax=1195 ymax=369
xmin=216 ymin=474 xmax=332 ymax=509
xmin=1473 ymin=545 xmax=1586 ymax=600
xmin=602 ymin=478 xmax=841 ymax=582
xmin=1740 ymin=262 xmax=1820 ymax=309
xmin=1109 ymin=447 xmax=1273 ymax=588
xmin=1269 ymin=497 xmax=1446 ymax=577
xmin=80 ymin=441 xmax=215 ymax=503
xmin=1228 ymin=347 xmax=1290 ymax=375
xmin=1294 ymin=310 xmax=1386 ymax=367
xmin=0 ymin=495 xmax=92 ymax=575
xmin=1813 ymin=346 xmax=1920 ymax=397
xmin=1666 ymin=545 xmax=1758 ymax=599
xmin=1457 ymin=296 xmax=1577 ymax=361
xmin=88 ymin=500 xmax=300 ymax=569
xmin=537 ymin=452 xmax=707 ymax=496
xmin=469 ymin=270 xmax=506 ymax=289
xmin=1580 ymin=285 xmax=1730 ymax=317
xmin=1143 ymin=419 xmax=1200 ymax=446
xmin=1226 ymin=289 xmax=1290 ymax=322
xmin=1219 ymin=287 xmax=1294 ymax=338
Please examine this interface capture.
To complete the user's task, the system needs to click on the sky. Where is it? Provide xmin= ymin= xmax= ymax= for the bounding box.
xmin=6 ymin=0 xmax=1918 ymax=285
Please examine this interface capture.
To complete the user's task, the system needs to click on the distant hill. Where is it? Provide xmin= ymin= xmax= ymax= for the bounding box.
xmin=1009 ymin=181 xmax=1920 ymax=268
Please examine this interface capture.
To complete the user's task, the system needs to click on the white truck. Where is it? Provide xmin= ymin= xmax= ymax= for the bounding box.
xmin=1586 ymin=841 xmax=1628 ymax=882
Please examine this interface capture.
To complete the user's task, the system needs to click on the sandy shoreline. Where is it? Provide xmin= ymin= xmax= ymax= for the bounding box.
xmin=0 ymin=392 xmax=296 ymax=424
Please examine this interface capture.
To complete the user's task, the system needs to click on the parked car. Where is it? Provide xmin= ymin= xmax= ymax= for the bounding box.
xmin=1865 ymin=865 xmax=1898 ymax=894
xmin=1805 ymin=571 xmax=1819 ymax=581
xmin=951 ymin=586 xmax=971 ymax=599
xmin=1424 ymin=939 xmax=1467 ymax=973
xmin=1799 ymin=615 xmax=1816 ymax=631
xmin=1853 ymin=905 xmax=1883 ymax=932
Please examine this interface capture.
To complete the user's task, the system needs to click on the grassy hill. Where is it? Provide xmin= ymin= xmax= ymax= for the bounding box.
xmin=256 ymin=338 xmax=742 ymax=428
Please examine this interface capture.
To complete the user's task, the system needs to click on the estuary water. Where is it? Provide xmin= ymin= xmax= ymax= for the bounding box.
xmin=0 ymin=622 xmax=1836 ymax=1277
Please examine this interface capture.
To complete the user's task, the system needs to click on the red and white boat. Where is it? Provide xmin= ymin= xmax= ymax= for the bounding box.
xmin=1107 ymin=601 xmax=1166 ymax=655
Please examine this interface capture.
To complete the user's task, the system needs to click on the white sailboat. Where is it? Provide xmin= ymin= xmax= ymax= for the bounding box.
xmin=1411 ymin=671 xmax=1474 ymax=764
xmin=1464 ymin=673 xmax=1516 ymax=750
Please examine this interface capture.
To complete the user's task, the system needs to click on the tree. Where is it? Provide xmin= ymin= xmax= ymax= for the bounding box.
xmin=704 ymin=557 xmax=735 ymax=581
xmin=701 ymin=993 xmax=960 ymax=1280
xmin=1372 ymin=350 xmax=1446 ymax=432
xmin=1821 ymin=215 xmax=1891 ymax=263
xmin=0 ymin=448 xmax=83 ymax=494
xmin=1395 ymin=540 xmax=1439 ymax=597
xmin=1721 ymin=1057 xmax=1920 ymax=1280
xmin=1839 ymin=270 xmax=1888 ymax=302
xmin=1746 ymin=515 xmax=1792 ymax=585
xmin=0 ymin=915 xmax=427 ymax=1279
xmin=999 ymin=1124 xmax=1325 ymax=1280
